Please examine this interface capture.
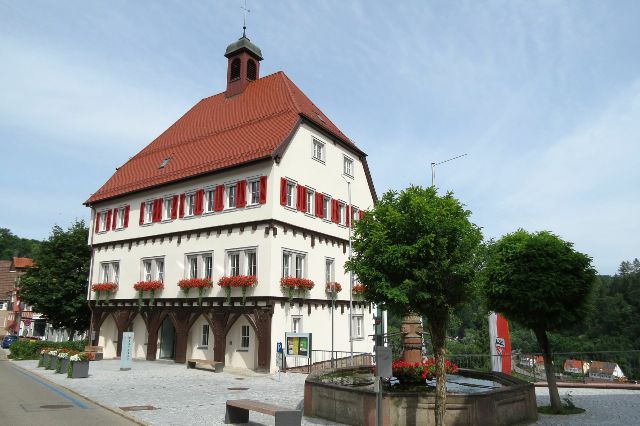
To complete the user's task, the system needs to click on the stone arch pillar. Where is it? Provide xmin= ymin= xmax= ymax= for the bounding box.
xmin=142 ymin=310 xmax=168 ymax=361
xmin=112 ymin=309 xmax=138 ymax=357
xmin=252 ymin=307 xmax=274 ymax=371
xmin=207 ymin=311 xmax=230 ymax=363
xmin=170 ymin=310 xmax=200 ymax=364
xmin=91 ymin=309 xmax=110 ymax=346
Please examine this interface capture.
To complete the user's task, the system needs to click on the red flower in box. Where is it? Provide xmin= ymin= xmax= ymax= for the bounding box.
xmin=391 ymin=358 xmax=459 ymax=385
xmin=280 ymin=277 xmax=315 ymax=306
xmin=178 ymin=278 xmax=213 ymax=305
xmin=352 ymin=283 xmax=365 ymax=295
xmin=91 ymin=282 xmax=118 ymax=304
xmin=325 ymin=282 xmax=342 ymax=293
xmin=217 ymin=275 xmax=258 ymax=305
xmin=133 ymin=280 xmax=164 ymax=308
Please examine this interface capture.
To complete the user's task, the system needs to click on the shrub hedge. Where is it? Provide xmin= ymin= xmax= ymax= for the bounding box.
xmin=8 ymin=339 xmax=87 ymax=360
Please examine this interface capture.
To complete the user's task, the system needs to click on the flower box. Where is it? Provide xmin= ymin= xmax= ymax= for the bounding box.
xmin=178 ymin=278 xmax=213 ymax=305
xmin=40 ymin=353 xmax=49 ymax=368
xmin=68 ymin=361 xmax=89 ymax=379
xmin=218 ymin=275 xmax=257 ymax=305
xmin=91 ymin=282 xmax=118 ymax=304
xmin=133 ymin=280 xmax=164 ymax=308
xmin=325 ymin=282 xmax=343 ymax=295
xmin=57 ymin=358 xmax=69 ymax=374
xmin=280 ymin=277 xmax=315 ymax=306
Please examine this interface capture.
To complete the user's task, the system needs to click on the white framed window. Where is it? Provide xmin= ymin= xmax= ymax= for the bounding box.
xmin=185 ymin=252 xmax=214 ymax=279
xmin=325 ymin=258 xmax=334 ymax=283
xmin=205 ymin=189 xmax=215 ymax=213
xmin=352 ymin=315 xmax=364 ymax=339
xmin=343 ymin=156 xmax=354 ymax=177
xmin=201 ymin=324 xmax=209 ymax=347
xmin=306 ymin=188 xmax=315 ymax=215
xmin=116 ymin=207 xmax=125 ymax=229
xmin=226 ymin=184 xmax=237 ymax=209
xmin=99 ymin=211 xmax=108 ymax=232
xmin=241 ymin=325 xmax=250 ymax=349
xmin=249 ymin=179 xmax=260 ymax=205
xmin=141 ymin=257 xmax=164 ymax=282
xmin=286 ymin=181 xmax=296 ymax=208
xmin=186 ymin=193 xmax=196 ymax=216
xmin=163 ymin=198 xmax=172 ymax=220
xmin=323 ymin=196 xmax=330 ymax=220
xmin=145 ymin=201 xmax=153 ymax=224
xmin=352 ymin=206 xmax=359 ymax=223
xmin=292 ymin=316 xmax=302 ymax=333
xmin=312 ymin=139 xmax=325 ymax=163
xmin=225 ymin=248 xmax=258 ymax=276
xmin=100 ymin=261 xmax=119 ymax=283
xmin=283 ymin=249 xmax=306 ymax=278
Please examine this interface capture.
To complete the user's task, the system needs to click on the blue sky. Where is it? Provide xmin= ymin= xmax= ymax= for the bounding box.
xmin=1 ymin=1 xmax=639 ymax=274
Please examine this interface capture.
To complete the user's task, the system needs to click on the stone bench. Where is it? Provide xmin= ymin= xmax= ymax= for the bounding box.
xmin=186 ymin=358 xmax=224 ymax=373
xmin=225 ymin=399 xmax=301 ymax=426
xmin=84 ymin=345 xmax=103 ymax=361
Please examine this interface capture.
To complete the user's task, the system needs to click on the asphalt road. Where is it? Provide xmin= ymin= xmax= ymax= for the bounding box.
xmin=0 ymin=355 xmax=138 ymax=426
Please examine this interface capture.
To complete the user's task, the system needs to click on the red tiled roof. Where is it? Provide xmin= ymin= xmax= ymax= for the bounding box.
xmin=12 ymin=257 xmax=34 ymax=269
xmin=563 ymin=359 xmax=584 ymax=370
xmin=86 ymin=72 xmax=361 ymax=204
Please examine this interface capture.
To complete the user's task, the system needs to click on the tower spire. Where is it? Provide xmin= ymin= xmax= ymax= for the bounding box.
xmin=241 ymin=0 xmax=250 ymax=38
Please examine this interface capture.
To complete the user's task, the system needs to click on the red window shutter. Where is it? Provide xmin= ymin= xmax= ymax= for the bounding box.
xmin=214 ymin=185 xmax=224 ymax=212
xmin=259 ymin=176 xmax=267 ymax=204
xmin=179 ymin=194 xmax=186 ymax=218
xmin=237 ymin=180 xmax=247 ymax=208
xmin=298 ymin=186 xmax=306 ymax=213
xmin=139 ymin=202 xmax=145 ymax=225
xmin=112 ymin=208 xmax=118 ymax=229
xmin=346 ymin=206 xmax=352 ymax=227
xmin=106 ymin=209 xmax=112 ymax=231
xmin=171 ymin=195 xmax=178 ymax=219
xmin=315 ymin=193 xmax=323 ymax=217
xmin=155 ymin=198 xmax=163 ymax=222
xmin=295 ymin=184 xmax=301 ymax=210
xmin=94 ymin=212 xmax=101 ymax=233
xmin=280 ymin=178 xmax=287 ymax=206
xmin=331 ymin=200 xmax=338 ymax=223
xmin=124 ymin=205 xmax=130 ymax=228
xmin=195 ymin=189 xmax=204 ymax=215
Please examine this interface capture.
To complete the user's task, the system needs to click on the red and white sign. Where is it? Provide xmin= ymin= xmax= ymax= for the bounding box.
xmin=488 ymin=312 xmax=512 ymax=374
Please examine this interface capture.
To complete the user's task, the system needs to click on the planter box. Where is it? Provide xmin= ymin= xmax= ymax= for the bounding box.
xmin=68 ymin=361 xmax=89 ymax=379
xmin=38 ymin=354 xmax=47 ymax=367
xmin=45 ymin=354 xmax=55 ymax=370
xmin=57 ymin=358 xmax=69 ymax=374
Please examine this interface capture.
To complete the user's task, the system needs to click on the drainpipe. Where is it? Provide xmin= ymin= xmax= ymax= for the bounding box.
xmin=87 ymin=207 xmax=96 ymax=344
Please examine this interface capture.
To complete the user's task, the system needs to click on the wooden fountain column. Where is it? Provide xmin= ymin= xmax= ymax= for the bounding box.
xmin=401 ymin=314 xmax=423 ymax=363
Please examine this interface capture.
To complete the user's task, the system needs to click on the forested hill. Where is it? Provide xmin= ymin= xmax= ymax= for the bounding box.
xmin=0 ymin=228 xmax=41 ymax=260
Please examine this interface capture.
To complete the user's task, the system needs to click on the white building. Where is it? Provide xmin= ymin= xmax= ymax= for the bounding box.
xmin=85 ymin=34 xmax=377 ymax=372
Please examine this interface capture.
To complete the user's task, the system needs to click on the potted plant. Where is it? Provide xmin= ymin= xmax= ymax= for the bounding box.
xmin=352 ymin=283 xmax=365 ymax=299
xmin=56 ymin=349 xmax=70 ymax=374
xmin=217 ymin=275 xmax=257 ymax=305
xmin=325 ymin=282 xmax=342 ymax=300
xmin=91 ymin=282 xmax=118 ymax=305
xmin=38 ymin=348 xmax=51 ymax=367
xmin=67 ymin=352 xmax=90 ymax=379
xmin=280 ymin=277 xmax=315 ymax=307
xmin=178 ymin=278 xmax=213 ymax=306
xmin=133 ymin=280 xmax=164 ymax=308
xmin=46 ymin=349 xmax=58 ymax=370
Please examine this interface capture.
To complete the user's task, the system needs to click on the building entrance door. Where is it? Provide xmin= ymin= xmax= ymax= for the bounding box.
xmin=159 ymin=317 xmax=175 ymax=359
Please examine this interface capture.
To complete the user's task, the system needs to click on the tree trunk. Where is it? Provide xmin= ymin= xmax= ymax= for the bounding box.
xmin=428 ymin=318 xmax=447 ymax=426
xmin=534 ymin=328 xmax=562 ymax=413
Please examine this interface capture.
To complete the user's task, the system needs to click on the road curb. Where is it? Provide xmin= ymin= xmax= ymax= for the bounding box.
xmin=9 ymin=360 xmax=149 ymax=425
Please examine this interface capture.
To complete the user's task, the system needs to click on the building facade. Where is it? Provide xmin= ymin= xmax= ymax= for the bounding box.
xmin=85 ymin=35 xmax=377 ymax=372
xmin=1 ymin=257 xmax=45 ymax=338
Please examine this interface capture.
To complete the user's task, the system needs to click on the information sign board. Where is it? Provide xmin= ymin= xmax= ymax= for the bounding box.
xmin=284 ymin=332 xmax=312 ymax=358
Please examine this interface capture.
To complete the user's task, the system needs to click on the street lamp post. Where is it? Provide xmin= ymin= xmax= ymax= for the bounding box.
xmin=430 ymin=153 xmax=468 ymax=188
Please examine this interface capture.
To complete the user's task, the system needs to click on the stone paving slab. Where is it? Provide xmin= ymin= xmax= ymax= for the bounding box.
xmin=10 ymin=357 xmax=640 ymax=425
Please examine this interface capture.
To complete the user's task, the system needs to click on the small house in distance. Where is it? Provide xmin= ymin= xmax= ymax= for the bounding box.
xmin=588 ymin=361 xmax=625 ymax=381
xmin=563 ymin=359 xmax=589 ymax=375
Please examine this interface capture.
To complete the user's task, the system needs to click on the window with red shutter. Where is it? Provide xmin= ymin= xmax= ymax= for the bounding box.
xmin=315 ymin=193 xmax=322 ymax=217
xmin=112 ymin=208 xmax=118 ymax=229
xmin=298 ymin=186 xmax=307 ymax=213
xmin=345 ymin=206 xmax=351 ymax=227
xmin=280 ymin=178 xmax=287 ymax=206
xmin=106 ymin=209 xmax=112 ymax=231
xmin=124 ymin=205 xmax=130 ymax=228
xmin=259 ymin=176 xmax=267 ymax=204
xmin=194 ymin=189 xmax=205 ymax=215
xmin=179 ymin=194 xmax=186 ymax=218
xmin=236 ymin=180 xmax=247 ymax=208
xmin=95 ymin=212 xmax=101 ymax=233
xmin=139 ymin=202 xmax=145 ymax=225
xmin=331 ymin=199 xmax=338 ymax=223
xmin=171 ymin=195 xmax=178 ymax=219
xmin=215 ymin=185 xmax=224 ymax=212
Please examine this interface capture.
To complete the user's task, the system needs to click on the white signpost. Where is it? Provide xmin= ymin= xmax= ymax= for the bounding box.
xmin=120 ymin=331 xmax=134 ymax=371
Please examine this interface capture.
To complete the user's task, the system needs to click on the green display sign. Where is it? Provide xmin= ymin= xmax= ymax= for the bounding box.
xmin=284 ymin=332 xmax=312 ymax=358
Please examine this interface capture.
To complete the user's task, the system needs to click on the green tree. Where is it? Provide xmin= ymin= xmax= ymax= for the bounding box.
xmin=19 ymin=220 xmax=91 ymax=337
xmin=346 ymin=186 xmax=482 ymax=426
xmin=0 ymin=228 xmax=41 ymax=260
xmin=481 ymin=230 xmax=596 ymax=413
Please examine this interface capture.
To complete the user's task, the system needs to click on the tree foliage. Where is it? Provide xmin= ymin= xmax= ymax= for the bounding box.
xmin=19 ymin=220 xmax=91 ymax=335
xmin=481 ymin=229 xmax=596 ymax=412
xmin=0 ymin=228 xmax=41 ymax=260
xmin=346 ymin=186 xmax=482 ymax=425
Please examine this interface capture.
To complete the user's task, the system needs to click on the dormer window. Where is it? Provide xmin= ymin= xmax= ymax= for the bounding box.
xmin=230 ymin=58 xmax=241 ymax=82
xmin=247 ymin=59 xmax=257 ymax=81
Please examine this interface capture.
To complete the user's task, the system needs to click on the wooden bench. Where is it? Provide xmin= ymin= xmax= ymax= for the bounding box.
xmin=225 ymin=399 xmax=301 ymax=426
xmin=186 ymin=358 xmax=224 ymax=373
xmin=84 ymin=345 xmax=103 ymax=361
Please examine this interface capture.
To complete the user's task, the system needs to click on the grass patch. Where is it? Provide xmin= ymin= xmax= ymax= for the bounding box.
xmin=537 ymin=405 xmax=585 ymax=415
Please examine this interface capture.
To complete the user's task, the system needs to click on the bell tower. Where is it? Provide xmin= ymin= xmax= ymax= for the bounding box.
xmin=224 ymin=34 xmax=263 ymax=98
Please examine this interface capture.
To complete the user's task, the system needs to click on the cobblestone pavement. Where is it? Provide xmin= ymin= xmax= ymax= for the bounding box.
xmin=10 ymin=358 xmax=640 ymax=425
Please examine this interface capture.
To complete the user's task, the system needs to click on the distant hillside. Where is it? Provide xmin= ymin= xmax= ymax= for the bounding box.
xmin=0 ymin=228 xmax=41 ymax=260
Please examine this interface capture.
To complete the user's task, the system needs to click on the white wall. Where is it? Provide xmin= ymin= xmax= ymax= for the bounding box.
xmin=225 ymin=315 xmax=257 ymax=369
xmin=131 ymin=314 xmax=147 ymax=359
xmin=188 ymin=315 xmax=214 ymax=360
xmin=99 ymin=315 xmax=118 ymax=359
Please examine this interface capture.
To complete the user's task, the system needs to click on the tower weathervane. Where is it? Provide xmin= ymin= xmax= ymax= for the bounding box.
xmin=241 ymin=0 xmax=250 ymax=37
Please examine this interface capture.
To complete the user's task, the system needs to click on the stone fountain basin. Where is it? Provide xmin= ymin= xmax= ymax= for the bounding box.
xmin=304 ymin=367 xmax=537 ymax=426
